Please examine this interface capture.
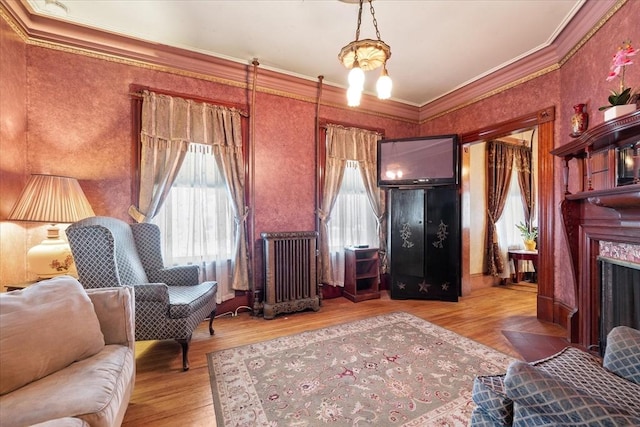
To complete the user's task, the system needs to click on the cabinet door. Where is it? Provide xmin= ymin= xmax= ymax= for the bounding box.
xmin=389 ymin=188 xmax=424 ymax=298
xmin=424 ymin=185 xmax=460 ymax=301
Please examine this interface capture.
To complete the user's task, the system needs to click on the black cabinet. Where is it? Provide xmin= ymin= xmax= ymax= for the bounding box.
xmin=388 ymin=186 xmax=461 ymax=301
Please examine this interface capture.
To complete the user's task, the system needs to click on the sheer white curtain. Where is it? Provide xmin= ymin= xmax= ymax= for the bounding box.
xmin=153 ymin=143 xmax=235 ymax=302
xmin=496 ymin=158 xmax=535 ymax=279
xmin=328 ymin=160 xmax=378 ymax=286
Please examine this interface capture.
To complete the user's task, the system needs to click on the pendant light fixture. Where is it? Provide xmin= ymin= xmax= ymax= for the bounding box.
xmin=338 ymin=0 xmax=392 ymax=106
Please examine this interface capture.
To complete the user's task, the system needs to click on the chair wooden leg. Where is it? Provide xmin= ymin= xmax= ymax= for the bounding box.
xmin=208 ymin=308 xmax=216 ymax=336
xmin=176 ymin=338 xmax=191 ymax=371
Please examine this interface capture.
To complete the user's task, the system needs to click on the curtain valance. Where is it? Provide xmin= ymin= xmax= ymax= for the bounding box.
xmin=141 ymin=90 xmax=243 ymax=151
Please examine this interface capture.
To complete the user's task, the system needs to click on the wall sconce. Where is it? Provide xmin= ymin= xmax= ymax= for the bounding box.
xmin=8 ymin=174 xmax=94 ymax=279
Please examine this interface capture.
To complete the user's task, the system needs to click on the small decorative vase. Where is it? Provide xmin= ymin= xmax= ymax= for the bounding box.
xmin=570 ymin=103 xmax=588 ymax=137
xmin=524 ymin=239 xmax=537 ymax=251
xmin=604 ymin=104 xmax=636 ymax=121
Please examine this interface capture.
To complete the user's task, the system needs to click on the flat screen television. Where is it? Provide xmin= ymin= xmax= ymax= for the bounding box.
xmin=377 ymin=134 xmax=459 ymax=187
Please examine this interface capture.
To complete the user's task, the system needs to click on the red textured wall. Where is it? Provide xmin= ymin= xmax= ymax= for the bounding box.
xmin=0 ymin=17 xmax=28 ymax=285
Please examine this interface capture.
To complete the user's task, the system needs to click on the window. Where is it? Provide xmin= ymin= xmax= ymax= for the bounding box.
xmin=496 ymin=160 xmax=535 ymax=279
xmin=327 ymin=160 xmax=378 ymax=285
xmin=153 ymin=143 xmax=235 ymax=301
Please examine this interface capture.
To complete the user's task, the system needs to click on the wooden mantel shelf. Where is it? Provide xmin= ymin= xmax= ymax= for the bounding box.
xmin=582 ymin=184 xmax=640 ymax=211
xmin=551 ymin=110 xmax=640 ymax=158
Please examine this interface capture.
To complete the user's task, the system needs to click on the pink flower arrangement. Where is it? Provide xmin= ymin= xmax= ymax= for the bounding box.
xmin=599 ymin=40 xmax=637 ymax=110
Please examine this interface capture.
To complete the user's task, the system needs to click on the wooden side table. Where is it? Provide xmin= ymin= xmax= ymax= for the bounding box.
xmin=508 ymin=249 xmax=538 ymax=283
xmin=344 ymin=247 xmax=380 ymax=302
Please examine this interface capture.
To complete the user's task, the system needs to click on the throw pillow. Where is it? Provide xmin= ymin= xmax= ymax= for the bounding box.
xmin=0 ymin=275 xmax=105 ymax=395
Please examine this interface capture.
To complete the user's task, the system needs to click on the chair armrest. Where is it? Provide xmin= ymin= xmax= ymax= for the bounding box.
xmin=86 ymin=286 xmax=135 ymax=349
xmin=133 ymin=283 xmax=170 ymax=303
xmin=152 ymin=265 xmax=200 ymax=286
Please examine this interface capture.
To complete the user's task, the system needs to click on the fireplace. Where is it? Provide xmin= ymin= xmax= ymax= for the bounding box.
xmin=599 ymin=256 xmax=640 ymax=355
xmin=553 ymin=111 xmax=640 ymax=350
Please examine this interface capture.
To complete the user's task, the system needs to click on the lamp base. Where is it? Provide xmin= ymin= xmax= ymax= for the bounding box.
xmin=27 ymin=225 xmax=77 ymax=279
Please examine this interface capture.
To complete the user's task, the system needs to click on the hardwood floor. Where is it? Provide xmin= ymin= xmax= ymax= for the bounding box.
xmin=122 ymin=285 xmax=567 ymax=426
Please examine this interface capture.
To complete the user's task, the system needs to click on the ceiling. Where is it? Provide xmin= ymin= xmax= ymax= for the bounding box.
xmin=23 ymin=0 xmax=585 ymax=107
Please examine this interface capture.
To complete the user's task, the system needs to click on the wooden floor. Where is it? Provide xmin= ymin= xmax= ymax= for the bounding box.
xmin=122 ymin=285 xmax=567 ymax=427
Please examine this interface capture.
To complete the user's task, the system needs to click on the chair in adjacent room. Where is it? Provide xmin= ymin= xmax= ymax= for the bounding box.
xmin=67 ymin=216 xmax=218 ymax=371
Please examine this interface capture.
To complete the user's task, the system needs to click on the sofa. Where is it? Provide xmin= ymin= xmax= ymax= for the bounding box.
xmin=0 ymin=276 xmax=135 ymax=427
xmin=471 ymin=326 xmax=640 ymax=426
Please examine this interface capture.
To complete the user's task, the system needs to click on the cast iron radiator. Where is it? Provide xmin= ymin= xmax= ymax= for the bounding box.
xmin=260 ymin=231 xmax=320 ymax=320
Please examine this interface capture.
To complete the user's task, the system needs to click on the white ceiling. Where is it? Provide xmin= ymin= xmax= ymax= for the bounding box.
xmin=25 ymin=0 xmax=584 ymax=107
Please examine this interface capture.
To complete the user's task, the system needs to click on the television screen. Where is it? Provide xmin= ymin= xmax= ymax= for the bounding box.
xmin=377 ymin=135 xmax=459 ymax=187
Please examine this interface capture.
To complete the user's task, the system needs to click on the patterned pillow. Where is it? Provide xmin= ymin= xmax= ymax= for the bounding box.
xmin=505 ymin=361 xmax=640 ymax=426
xmin=0 ymin=276 xmax=105 ymax=395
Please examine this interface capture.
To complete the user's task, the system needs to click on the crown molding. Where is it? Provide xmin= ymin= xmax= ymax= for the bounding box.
xmin=1 ymin=0 xmax=621 ymax=123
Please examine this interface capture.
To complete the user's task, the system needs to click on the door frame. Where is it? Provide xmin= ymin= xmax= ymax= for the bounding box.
xmin=460 ymin=107 xmax=555 ymax=323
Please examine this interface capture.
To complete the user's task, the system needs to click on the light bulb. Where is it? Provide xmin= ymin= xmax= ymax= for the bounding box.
xmin=347 ymin=86 xmax=362 ymax=107
xmin=348 ymin=60 xmax=365 ymax=90
xmin=376 ymin=67 xmax=392 ymax=100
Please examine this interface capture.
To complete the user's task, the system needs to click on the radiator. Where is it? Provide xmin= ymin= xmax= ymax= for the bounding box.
xmin=261 ymin=231 xmax=320 ymax=320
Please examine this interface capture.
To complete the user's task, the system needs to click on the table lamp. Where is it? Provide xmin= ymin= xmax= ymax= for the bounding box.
xmin=8 ymin=174 xmax=95 ymax=279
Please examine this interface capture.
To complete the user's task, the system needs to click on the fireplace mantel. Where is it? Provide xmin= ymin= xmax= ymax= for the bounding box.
xmin=553 ymin=109 xmax=640 ymax=349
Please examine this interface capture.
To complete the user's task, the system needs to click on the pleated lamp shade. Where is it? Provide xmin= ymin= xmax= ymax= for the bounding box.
xmin=8 ymin=174 xmax=95 ymax=279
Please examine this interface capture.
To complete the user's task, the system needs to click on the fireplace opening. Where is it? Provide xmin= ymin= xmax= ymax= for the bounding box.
xmin=599 ymin=256 xmax=640 ymax=355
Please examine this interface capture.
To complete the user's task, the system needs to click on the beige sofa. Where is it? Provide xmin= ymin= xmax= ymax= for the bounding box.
xmin=0 ymin=276 xmax=135 ymax=427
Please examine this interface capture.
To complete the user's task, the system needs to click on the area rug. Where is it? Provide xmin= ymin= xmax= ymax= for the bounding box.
xmin=207 ymin=312 xmax=514 ymax=426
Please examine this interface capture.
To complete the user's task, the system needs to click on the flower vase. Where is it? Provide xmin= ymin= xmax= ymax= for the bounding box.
xmin=524 ymin=239 xmax=536 ymax=251
xmin=570 ymin=103 xmax=588 ymax=137
xmin=604 ymin=104 xmax=636 ymax=121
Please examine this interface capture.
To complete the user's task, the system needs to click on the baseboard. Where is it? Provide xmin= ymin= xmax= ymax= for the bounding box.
xmin=470 ymin=273 xmax=501 ymax=289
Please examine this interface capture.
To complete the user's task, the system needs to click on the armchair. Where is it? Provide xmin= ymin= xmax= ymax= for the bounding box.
xmin=67 ymin=216 xmax=218 ymax=371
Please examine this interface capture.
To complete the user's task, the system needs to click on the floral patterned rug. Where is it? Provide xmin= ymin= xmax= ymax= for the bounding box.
xmin=207 ymin=312 xmax=514 ymax=426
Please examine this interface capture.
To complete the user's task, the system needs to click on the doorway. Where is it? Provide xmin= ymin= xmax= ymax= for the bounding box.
xmin=459 ymin=107 xmax=556 ymax=324
xmin=463 ymin=128 xmax=538 ymax=289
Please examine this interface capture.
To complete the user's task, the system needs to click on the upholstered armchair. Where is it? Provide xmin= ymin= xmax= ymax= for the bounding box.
xmin=67 ymin=216 xmax=218 ymax=371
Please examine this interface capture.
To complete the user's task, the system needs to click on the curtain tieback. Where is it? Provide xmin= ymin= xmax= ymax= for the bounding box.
xmin=317 ymin=209 xmax=330 ymax=222
xmin=128 ymin=205 xmax=147 ymax=223
xmin=235 ymin=208 xmax=250 ymax=225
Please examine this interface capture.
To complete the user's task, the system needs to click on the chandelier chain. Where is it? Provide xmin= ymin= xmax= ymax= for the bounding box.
xmin=368 ymin=0 xmax=382 ymax=41
xmin=354 ymin=0 xmax=363 ymax=42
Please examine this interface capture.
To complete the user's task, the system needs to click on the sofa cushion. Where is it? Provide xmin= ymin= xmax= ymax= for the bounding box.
xmin=0 ymin=276 xmax=105 ymax=395
xmin=0 ymin=344 xmax=134 ymax=427
xmin=603 ymin=326 xmax=640 ymax=386
xmin=505 ymin=361 xmax=640 ymax=426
